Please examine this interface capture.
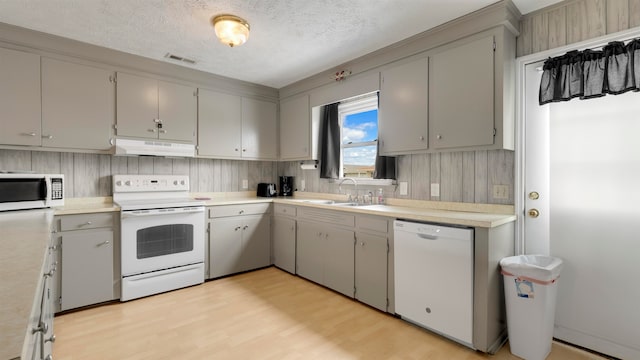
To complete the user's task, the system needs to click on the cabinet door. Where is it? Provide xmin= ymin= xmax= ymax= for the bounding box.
xmin=280 ymin=94 xmax=310 ymax=160
xmin=296 ymin=221 xmax=324 ymax=284
xmin=158 ymin=80 xmax=196 ymax=142
xmin=41 ymin=58 xmax=115 ymax=150
xmin=429 ymin=35 xmax=495 ymax=149
xmin=60 ymin=229 xmax=114 ymax=311
xmin=273 ymin=216 xmax=296 ymax=274
xmin=241 ymin=215 xmax=271 ymax=272
xmin=378 ymin=57 xmax=428 ymax=154
xmin=355 ymin=233 xmax=388 ymax=311
xmin=0 ymin=47 xmax=41 ymax=146
xmin=324 ymin=227 xmax=355 ymax=297
xmin=241 ymin=98 xmax=277 ymax=160
xmin=197 ymin=89 xmax=242 ymax=158
xmin=210 ymin=218 xmax=243 ymax=278
xmin=116 ymin=72 xmax=158 ymax=139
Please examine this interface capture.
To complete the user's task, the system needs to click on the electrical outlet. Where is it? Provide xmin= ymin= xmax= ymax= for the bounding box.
xmin=399 ymin=182 xmax=408 ymax=196
xmin=431 ymin=183 xmax=440 ymax=197
xmin=493 ymin=185 xmax=509 ymax=199
xmin=301 ymin=180 xmax=306 ymax=191
xmin=242 ymin=179 xmax=248 ymax=189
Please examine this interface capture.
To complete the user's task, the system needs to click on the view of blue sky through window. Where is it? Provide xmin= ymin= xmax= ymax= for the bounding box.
xmin=342 ymin=109 xmax=378 ymax=166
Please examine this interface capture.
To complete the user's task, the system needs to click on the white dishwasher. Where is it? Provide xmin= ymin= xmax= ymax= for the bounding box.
xmin=394 ymin=220 xmax=474 ymax=347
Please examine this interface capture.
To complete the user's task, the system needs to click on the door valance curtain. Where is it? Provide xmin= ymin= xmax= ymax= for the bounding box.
xmin=539 ymin=38 xmax=640 ymax=105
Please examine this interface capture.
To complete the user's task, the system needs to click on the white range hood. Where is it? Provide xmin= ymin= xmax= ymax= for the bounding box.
xmin=114 ymin=138 xmax=195 ymax=158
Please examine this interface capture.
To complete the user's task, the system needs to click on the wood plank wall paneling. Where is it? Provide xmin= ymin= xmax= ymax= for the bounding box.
xmin=0 ymin=148 xmax=513 ymax=204
xmin=632 ymin=0 xmax=640 ymax=27
xmin=517 ymin=0 xmax=639 ymax=57
xmin=0 ymin=149 xmax=278 ymax=198
xmin=282 ymin=149 xmax=514 ymax=205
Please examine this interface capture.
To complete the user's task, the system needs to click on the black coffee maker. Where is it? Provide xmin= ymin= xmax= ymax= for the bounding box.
xmin=279 ymin=176 xmax=294 ymax=196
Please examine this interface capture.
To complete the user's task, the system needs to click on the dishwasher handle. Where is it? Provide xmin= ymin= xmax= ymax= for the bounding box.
xmin=417 ymin=233 xmax=439 ymax=240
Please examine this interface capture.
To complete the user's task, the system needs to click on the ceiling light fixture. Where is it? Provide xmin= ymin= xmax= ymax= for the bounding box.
xmin=212 ymin=14 xmax=250 ymax=47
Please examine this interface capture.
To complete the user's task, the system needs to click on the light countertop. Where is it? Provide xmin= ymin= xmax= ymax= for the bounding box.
xmin=0 ymin=209 xmax=54 ymax=360
xmin=53 ymin=192 xmax=515 ymax=228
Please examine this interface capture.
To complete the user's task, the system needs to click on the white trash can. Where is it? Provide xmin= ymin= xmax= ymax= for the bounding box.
xmin=500 ymin=255 xmax=563 ymax=360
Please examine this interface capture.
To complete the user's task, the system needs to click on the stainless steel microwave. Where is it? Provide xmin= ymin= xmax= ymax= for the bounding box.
xmin=0 ymin=173 xmax=64 ymax=211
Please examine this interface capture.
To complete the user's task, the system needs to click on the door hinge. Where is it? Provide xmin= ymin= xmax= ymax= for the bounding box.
xmin=207 ymin=222 xmax=210 ymax=234
xmin=109 ymin=75 xmax=117 ymax=83
xmin=194 ymin=89 xmax=198 ymax=97
xmin=387 ymin=241 xmax=390 ymax=254
xmin=493 ymin=128 xmax=497 ymax=136
xmin=493 ymin=40 xmax=496 ymax=51
xmin=113 ymin=124 xmax=118 ymax=130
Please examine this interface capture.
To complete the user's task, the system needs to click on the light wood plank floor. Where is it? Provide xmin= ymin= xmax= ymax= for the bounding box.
xmin=53 ymin=267 xmax=606 ymax=360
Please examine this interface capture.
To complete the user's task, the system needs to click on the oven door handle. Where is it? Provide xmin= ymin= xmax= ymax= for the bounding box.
xmin=121 ymin=207 xmax=204 ymax=218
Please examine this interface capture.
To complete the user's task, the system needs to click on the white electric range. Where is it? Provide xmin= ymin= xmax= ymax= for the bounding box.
xmin=113 ymin=174 xmax=205 ymax=301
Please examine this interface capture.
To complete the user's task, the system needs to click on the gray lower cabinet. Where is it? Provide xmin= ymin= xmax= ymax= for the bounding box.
xmin=272 ymin=204 xmax=296 ymax=274
xmin=53 ymin=213 xmax=117 ymax=312
xmin=208 ymin=204 xmax=271 ymax=278
xmin=296 ymin=208 xmax=356 ymax=298
xmin=297 ymin=220 xmax=355 ymax=297
xmin=355 ymin=215 xmax=391 ymax=312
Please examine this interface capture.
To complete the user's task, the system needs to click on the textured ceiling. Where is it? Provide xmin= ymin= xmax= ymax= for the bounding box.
xmin=0 ymin=1 xmax=559 ymax=89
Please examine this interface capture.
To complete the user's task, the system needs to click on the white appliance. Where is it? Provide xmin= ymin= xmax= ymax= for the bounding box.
xmin=113 ymin=174 xmax=205 ymax=301
xmin=114 ymin=138 xmax=195 ymax=157
xmin=394 ymin=220 xmax=474 ymax=347
xmin=0 ymin=173 xmax=64 ymax=211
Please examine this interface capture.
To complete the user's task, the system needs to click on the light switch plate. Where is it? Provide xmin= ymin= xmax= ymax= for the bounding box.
xmin=242 ymin=179 xmax=248 ymax=189
xmin=431 ymin=183 xmax=440 ymax=197
xmin=399 ymin=182 xmax=408 ymax=196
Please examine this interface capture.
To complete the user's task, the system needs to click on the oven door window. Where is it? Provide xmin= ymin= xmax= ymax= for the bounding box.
xmin=136 ymin=224 xmax=194 ymax=259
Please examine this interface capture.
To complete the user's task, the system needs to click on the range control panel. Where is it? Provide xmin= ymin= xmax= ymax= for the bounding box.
xmin=113 ymin=175 xmax=190 ymax=193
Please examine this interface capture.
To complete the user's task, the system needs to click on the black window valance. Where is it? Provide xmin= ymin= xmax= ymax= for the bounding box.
xmin=539 ymin=38 xmax=640 ymax=105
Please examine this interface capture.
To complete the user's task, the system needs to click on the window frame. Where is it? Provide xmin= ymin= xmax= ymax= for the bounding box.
xmin=337 ymin=92 xmax=384 ymax=182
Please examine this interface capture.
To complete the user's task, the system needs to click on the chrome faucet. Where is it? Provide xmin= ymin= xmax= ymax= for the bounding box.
xmin=339 ymin=177 xmax=358 ymax=202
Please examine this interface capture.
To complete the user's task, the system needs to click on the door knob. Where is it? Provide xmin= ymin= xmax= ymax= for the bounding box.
xmin=528 ymin=209 xmax=540 ymax=218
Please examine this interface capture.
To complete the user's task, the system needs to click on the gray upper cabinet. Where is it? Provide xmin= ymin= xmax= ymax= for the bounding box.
xmin=198 ymin=90 xmax=276 ymax=160
xmin=241 ymin=98 xmax=277 ymax=160
xmin=378 ymin=57 xmax=428 ymax=155
xmin=0 ymin=47 xmax=41 ymax=146
xmin=116 ymin=72 xmax=196 ymax=143
xmin=429 ymin=35 xmax=495 ymax=149
xmin=280 ymin=94 xmax=318 ymax=161
xmin=41 ymin=58 xmax=115 ymax=150
xmin=198 ymin=89 xmax=242 ymax=158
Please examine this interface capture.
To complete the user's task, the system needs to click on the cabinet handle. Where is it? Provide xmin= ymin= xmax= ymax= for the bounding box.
xmin=154 ymin=118 xmax=162 ymax=123
xmin=242 ymin=149 xmax=246 ymax=152
xmin=159 ymin=129 xmax=167 ymax=134
xmin=42 ymin=135 xmax=53 ymax=139
xmin=239 ymin=210 xmax=245 ymax=214
xmin=360 ymin=242 xmax=365 ymax=246
xmin=45 ymin=334 xmax=56 ymax=343
xmin=22 ymin=132 xmax=37 ymax=137
xmin=45 ymin=355 xmax=53 ymax=360
xmin=243 ymin=225 xmax=249 ymax=230
xmin=419 ymin=136 xmax=424 ymax=141
xmin=235 ymin=148 xmax=239 ymax=152
xmin=32 ymin=321 xmax=48 ymax=334
xmin=148 ymin=128 xmax=157 ymax=133
xmin=80 ymin=221 xmax=92 ymax=227
xmin=97 ymin=240 xmax=110 ymax=247
xmin=235 ymin=226 xmax=241 ymax=231
xmin=436 ymin=134 xmax=442 ymax=140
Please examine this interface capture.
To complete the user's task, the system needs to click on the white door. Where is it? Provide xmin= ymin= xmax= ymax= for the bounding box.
xmin=522 ymin=63 xmax=640 ymax=359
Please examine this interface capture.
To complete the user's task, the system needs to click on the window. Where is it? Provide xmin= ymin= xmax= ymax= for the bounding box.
xmin=338 ymin=93 xmax=378 ymax=179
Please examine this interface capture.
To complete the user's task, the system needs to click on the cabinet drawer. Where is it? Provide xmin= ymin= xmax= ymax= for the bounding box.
xmin=356 ymin=215 xmax=389 ymax=233
xmin=297 ymin=207 xmax=355 ymax=227
xmin=209 ymin=203 xmax=271 ymax=218
xmin=274 ymin=204 xmax=296 ymax=217
xmin=58 ymin=213 xmax=114 ymax=231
